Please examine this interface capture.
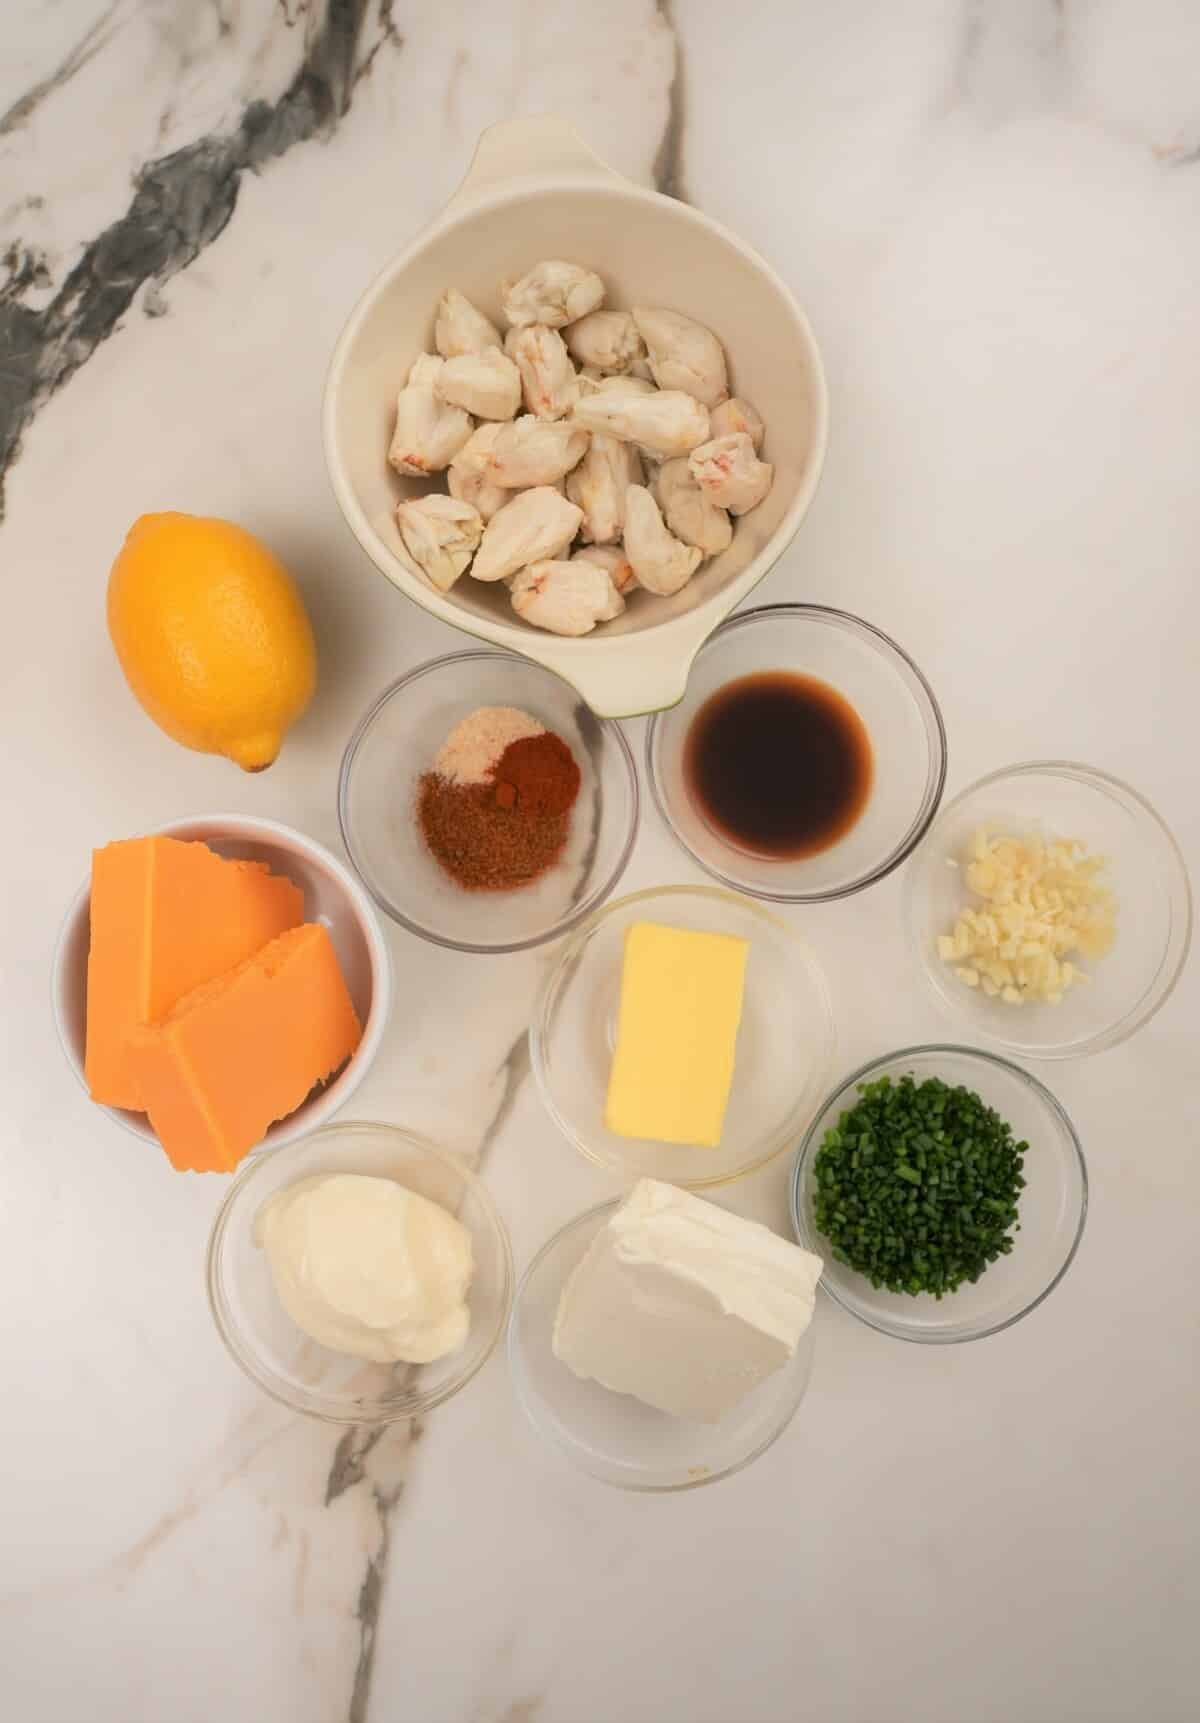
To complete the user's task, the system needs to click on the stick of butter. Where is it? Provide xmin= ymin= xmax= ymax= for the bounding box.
xmin=604 ymin=921 xmax=749 ymax=1147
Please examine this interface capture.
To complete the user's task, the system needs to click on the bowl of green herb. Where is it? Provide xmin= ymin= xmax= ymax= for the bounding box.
xmin=790 ymin=1046 xmax=1086 ymax=1343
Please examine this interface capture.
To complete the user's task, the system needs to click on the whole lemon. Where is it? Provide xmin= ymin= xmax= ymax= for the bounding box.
xmin=107 ymin=513 xmax=317 ymax=771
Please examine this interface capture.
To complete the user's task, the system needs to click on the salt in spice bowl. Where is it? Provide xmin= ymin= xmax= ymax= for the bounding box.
xmin=337 ymin=649 xmax=639 ymax=953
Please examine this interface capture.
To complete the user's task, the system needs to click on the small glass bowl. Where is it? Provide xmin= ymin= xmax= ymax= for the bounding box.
xmin=207 ymin=1121 xmax=513 ymax=1423
xmin=508 ymin=1198 xmax=817 ymax=1490
xmin=906 ymin=762 xmax=1192 ymax=1059
xmin=530 ymin=885 xmax=835 ymax=1188
xmin=790 ymin=1046 xmax=1087 ymax=1344
xmin=646 ymin=604 xmax=947 ymax=901
xmin=338 ymin=650 xmax=639 ymax=953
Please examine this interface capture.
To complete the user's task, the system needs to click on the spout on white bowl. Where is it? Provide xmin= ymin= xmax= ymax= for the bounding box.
xmin=444 ymin=115 xmax=626 ymax=213
xmin=516 ymin=613 xmax=718 ymax=718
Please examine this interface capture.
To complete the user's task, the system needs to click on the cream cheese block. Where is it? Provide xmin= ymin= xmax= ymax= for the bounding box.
xmin=552 ymin=1178 xmax=823 ymax=1423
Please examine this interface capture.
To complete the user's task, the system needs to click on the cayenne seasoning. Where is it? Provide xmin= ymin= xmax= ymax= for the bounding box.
xmin=417 ymin=707 xmax=582 ymax=891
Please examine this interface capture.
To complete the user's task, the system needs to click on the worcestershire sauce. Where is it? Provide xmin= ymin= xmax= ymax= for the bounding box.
xmin=684 ymin=672 xmax=873 ymax=859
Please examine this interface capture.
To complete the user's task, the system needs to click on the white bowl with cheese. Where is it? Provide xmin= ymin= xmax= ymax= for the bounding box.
xmin=508 ymin=1192 xmax=818 ymax=1491
xmin=52 ymin=813 xmax=392 ymax=1156
xmin=529 ymin=885 xmax=835 ymax=1188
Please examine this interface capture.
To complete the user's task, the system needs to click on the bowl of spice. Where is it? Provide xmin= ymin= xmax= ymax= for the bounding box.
xmin=338 ymin=650 xmax=638 ymax=952
xmin=790 ymin=1045 xmax=1087 ymax=1344
xmin=906 ymin=761 xmax=1192 ymax=1059
xmin=645 ymin=605 xmax=947 ymax=902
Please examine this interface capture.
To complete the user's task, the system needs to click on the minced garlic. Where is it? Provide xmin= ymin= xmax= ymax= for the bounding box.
xmin=937 ymin=827 xmax=1116 ymax=1005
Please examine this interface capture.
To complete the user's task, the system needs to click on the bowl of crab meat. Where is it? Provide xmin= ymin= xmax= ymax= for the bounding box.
xmin=323 ymin=115 xmax=827 ymax=718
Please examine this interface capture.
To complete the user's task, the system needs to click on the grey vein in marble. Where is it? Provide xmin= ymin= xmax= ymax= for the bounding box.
xmin=652 ymin=0 xmax=688 ymax=200
xmin=0 ymin=0 xmax=399 ymax=516
xmin=0 ymin=1 xmax=123 ymax=138
xmin=324 ymin=1027 xmax=531 ymax=1720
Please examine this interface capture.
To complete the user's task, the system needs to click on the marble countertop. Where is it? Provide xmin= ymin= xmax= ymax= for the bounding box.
xmin=2 ymin=3 xmax=1198 ymax=1719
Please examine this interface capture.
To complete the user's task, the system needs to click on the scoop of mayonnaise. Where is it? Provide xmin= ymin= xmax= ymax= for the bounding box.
xmin=254 ymin=1174 xmax=473 ymax=1364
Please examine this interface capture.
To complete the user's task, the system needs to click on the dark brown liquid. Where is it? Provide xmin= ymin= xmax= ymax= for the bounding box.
xmin=683 ymin=671 xmax=873 ymax=859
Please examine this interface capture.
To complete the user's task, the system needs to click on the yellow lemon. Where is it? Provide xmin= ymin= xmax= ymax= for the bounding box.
xmin=107 ymin=513 xmax=317 ymax=772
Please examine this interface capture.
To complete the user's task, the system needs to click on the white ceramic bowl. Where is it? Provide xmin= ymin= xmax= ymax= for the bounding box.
xmin=323 ymin=115 xmax=828 ymax=718
xmin=52 ymin=815 xmax=392 ymax=1154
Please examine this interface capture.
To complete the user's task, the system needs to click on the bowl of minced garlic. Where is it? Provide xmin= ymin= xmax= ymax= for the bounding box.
xmin=907 ymin=762 xmax=1191 ymax=1059
xmin=338 ymin=649 xmax=639 ymax=953
xmin=938 ymin=828 xmax=1115 ymax=1007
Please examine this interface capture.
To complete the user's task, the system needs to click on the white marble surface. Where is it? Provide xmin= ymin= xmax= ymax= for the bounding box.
xmin=1 ymin=3 xmax=1198 ymax=1719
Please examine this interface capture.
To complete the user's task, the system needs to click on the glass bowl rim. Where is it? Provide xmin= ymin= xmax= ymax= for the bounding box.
xmin=905 ymin=758 xmax=1194 ymax=1059
xmin=507 ymin=1195 xmax=815 ymax=1492
xmin=337 ymin=648 xmax=640 ymax=954
xmin=789 ymin=1041 xmax=1088 ymax=1345
xmin=205 ymin=1119 xmax=515 ymax=1424
xmin=644 ymin=602 xmax=949 ymax=903
xmin=529 ymin=882 xmax=837 ymax=1189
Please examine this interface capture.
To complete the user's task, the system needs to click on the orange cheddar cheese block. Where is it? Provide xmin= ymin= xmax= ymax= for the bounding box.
xmin=85 ymin=836 xmax=304 ymax=1110
xmin=128 ymin=923 xmax=363 ymax=1172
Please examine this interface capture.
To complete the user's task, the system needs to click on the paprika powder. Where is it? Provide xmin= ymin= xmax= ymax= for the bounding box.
xmin=417 ymin=717 xmax=582 ymax=892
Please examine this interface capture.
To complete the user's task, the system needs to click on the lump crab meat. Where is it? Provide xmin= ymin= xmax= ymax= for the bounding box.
xmin=394 ymin=494 xmax=483 ymax=592
xmin=622 ymin=484 xmax=703 ymax=595
xmin=388 ymin=354 xmax=473 ymax=476
xmin=688 ymin=431 xmax=774 ymax=515
xmin=510 ymin=560 xmax=625 ymax=635
xmin=502 ymin=260 xmax=605 ymax=329
xmin=632 ymin=306 xmax=729 ymax=408
xmin=470 ymin=486 xmax=583 ymax=583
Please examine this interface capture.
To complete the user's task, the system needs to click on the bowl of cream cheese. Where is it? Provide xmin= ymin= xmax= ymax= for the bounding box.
xmin=509 ymin=1183 xmax=820 ymax=1489
xmin=206 ymin=1121 xmax=513 ymax=1423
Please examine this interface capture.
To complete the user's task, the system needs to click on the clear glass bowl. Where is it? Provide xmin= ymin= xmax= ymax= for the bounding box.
xmin=207 ymin=1121 xmax=513 ymax=1423
xmin=338 ymin=650 xmax=639 ymax=953
xmin=790 ymin=1046 xmax=1087 ymax=1344
xmin=906 ymin=762 xmax=1192 ymax=1059
xmin=646 ymin=604 xmax=947 ymax=901
xmin=530 ymin=885 xmax=835 ymax=1188
xmin=508 ymin=1198 xmax=817 ymax=1491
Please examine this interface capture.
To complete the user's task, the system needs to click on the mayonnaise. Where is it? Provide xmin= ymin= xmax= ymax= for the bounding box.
xmin=254 ymin=1174 xmax=473 ymax=1364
